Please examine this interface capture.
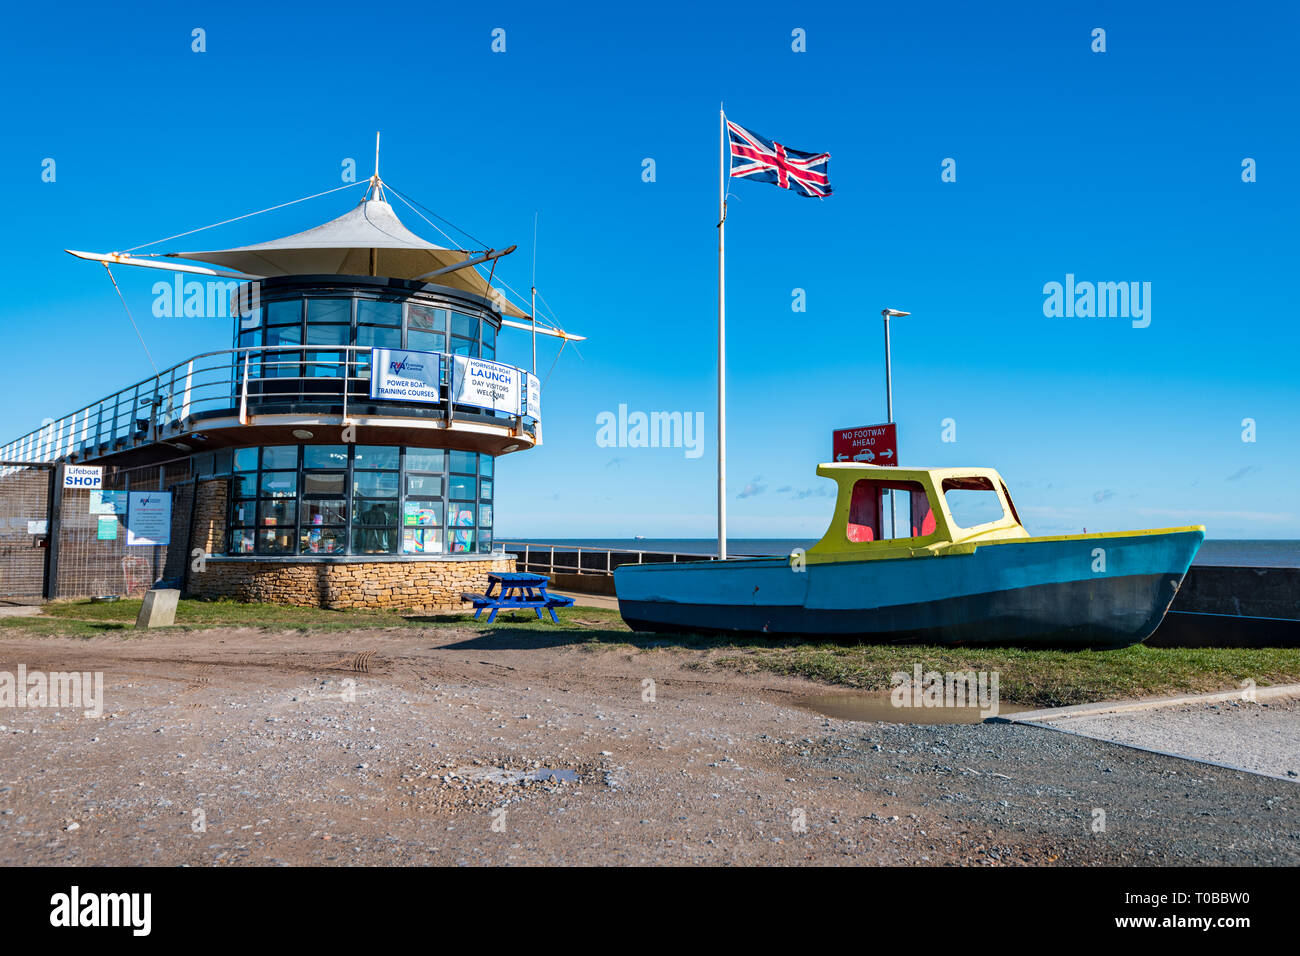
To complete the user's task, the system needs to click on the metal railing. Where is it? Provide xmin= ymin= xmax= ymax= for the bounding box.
xmin=0 ymin=345 xmax=540 ymax=471
xmin=500 ymin=541 xmax=720 ymax=577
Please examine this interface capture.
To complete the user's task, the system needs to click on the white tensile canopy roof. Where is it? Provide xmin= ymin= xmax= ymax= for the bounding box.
xmin=166 ymin=194 xmax=529 ymax=319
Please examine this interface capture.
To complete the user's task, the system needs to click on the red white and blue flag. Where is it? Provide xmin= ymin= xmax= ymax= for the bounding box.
xmin=726 ymin=119 xmax=832 ymax=198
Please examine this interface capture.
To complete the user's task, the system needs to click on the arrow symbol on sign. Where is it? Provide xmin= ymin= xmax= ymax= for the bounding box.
xmin=835 ymin=453 xmax=849 ymax=461
xmin=879 ymin=449 xmax=894 ymax=459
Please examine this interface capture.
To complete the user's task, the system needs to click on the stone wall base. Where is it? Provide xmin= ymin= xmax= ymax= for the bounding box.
xmin=189 ymin=556 xmax=517 ymax=612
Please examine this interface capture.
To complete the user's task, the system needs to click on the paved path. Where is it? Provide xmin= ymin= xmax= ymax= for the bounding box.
xmin=1011 ymin=690 xmax=1300 ymax=782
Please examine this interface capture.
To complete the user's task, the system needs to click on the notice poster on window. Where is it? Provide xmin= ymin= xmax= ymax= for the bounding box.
xmin=369 ymin=348 xmax=442 ymax=403
xmin=126 ymin=491 xmax=172 ymax=547
xmin=97 ymin=515 xmax=118 ymax=541
xmin=452 ymin=356 xmax=521 ymax=415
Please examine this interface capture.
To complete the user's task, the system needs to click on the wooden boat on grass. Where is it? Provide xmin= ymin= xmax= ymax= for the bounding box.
xmin=614 ymin=464 xmax=1204 ymax=649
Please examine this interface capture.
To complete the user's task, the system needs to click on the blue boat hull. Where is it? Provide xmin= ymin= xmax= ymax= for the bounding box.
xmin=614 ymin=530 xmax=1204 ymax=649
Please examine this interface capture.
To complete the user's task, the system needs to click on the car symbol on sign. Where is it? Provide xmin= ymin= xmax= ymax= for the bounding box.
xmin=853 ymin=449 xmax=875 ymax=462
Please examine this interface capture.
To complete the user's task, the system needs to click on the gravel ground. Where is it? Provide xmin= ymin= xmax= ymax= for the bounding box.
xmin=0 ymin=624 xmax=1296 ymax=866
xmin=1026 ymin=696 xmax=1300 ymax=781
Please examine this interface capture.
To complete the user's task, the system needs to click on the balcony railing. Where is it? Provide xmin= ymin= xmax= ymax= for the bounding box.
xmin=0 ymin=345 xmax=540 ymax=469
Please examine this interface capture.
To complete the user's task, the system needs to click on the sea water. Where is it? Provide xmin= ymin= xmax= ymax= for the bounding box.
xmin=500 ymin=538 xmax=1300 ymax=567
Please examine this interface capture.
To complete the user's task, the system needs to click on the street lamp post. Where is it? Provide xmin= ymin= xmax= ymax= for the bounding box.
xmin=882 ymin=308 xmax=910 ymax=537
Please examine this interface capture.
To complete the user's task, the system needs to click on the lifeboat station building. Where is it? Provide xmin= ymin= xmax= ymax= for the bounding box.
xmin=0 ymin=173 xmax=566 ymax=611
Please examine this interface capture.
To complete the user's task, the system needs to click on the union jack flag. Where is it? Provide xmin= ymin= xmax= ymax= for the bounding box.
xmin=727 ymin=119 xmax=832 ymax=199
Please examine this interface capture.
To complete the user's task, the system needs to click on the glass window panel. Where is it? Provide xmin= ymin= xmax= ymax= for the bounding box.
xmin=231 ymin=499 xmax=257 ymax=526
xmin=353 ymin=498 xmax=399 ymax=526
xmin=233 ymin=447 xmax=259 ymax=472
xmin=238 ymin=330 xmax=259 ymax=348
xmin=448 ymin=528 xmax=476 ymax=554
xmin=259 ymin=499 xmax=296 ymax=527
xmin=452 ymin=312 xmax=476 ymax=338
xmin=261 ymin=446 xmax=297 ymax=469
xmin=448 ymin=475 xmax=475 ymax=500
xmin=408 ymin=305 xmax=446 ymax=331
xmin=303 ymin=472 xmax=346 ymax=496
xmin=450 ymin=336 xmax=473 ymax=357
xmin=403 ymin=500 xmax=443 ymax=527
xmin=482 ymin=323 xmax=496 ymax=351
xmin=356 ymin=324 xmax=402 ymax=349
xmin=302 ymin=499 xmax=346 ymax=525
xmin=306 ymin=323 xmax=349 ymax=345
xmin=479 ymin=479 xmax=493 ymax=500
xmin=260 ymin=470 xmax=298 ymax=497
xmin=480 ymin=455 xmax=494 ymax=478
xmin=480 ymin=504 xmax=493 ymax=527
xmin=232 ymin=474 xmax=257 ymax=498
xmin=307 ymin=298 xmax=351 ymax=325
xmin=303 ymin=445 xmax=348 ymax=469
xmin=355 ymin=528 xmax=397 ymax=554
xmin=301 ymin=526 xmax=346 ymax=555
xmin=357 ymin=299 xmax=402 ymax=327
xmin=406 ymin=474 xmax=441 ymax=496
xmin=354 ymin=446 xmax=399 ymax=470
xmin=449 ymin=502 xmax=476 ymax=527
xmin=257 ymin=527 xmax=295 ymax=554
xmin=449 ymin=450 xmax=477 ymax=475
xmin=303 ymin=350 xmax=343 ymax=378
xmin=267 ymin=299 xmax=301 ymax=325
xmin=230 ymin=529 xmax=255 ymax=554
xmin=405 ymin=448 xmax=445 ymax=473
xmin=265 ymin=324 xmax=302 ymax=346
xmin=353 ymin=471 xmax=398 ymax=497
xmin=477 ymin=530 xmax=493 ymax=553
xmin=403 ymin=528 xmax=443 ymax=554
xmin=406 ymin=329 xmax=444 ymax=353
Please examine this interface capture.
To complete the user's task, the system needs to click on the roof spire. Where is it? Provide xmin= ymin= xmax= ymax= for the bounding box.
xmin=368 ymin=131 xmax=383 ymax=200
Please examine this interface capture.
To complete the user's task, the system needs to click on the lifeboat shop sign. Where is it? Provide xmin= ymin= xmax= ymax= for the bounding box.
xmin=369 ymin=349 xmax=443 ymax=403
xmin=63 ymin=465 xmax=103 ymax=489
xmin=832 ymin=423 xmax=898 ymax=466
xmin=126 ymin=491 xmax=172 ymax=547
xmin=452 ymin=356 xmax=521 ymax=415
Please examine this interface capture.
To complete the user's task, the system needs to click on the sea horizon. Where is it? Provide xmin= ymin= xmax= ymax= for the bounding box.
xmin=498 ymin=537 xmax=1300 ymax=568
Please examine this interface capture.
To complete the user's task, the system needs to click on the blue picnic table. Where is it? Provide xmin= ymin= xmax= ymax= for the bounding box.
xmin=461 ymin=572 xmax=576 ymax=623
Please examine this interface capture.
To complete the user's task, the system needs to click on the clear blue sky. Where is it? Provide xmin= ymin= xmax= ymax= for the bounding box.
xmin=3 ymin=1 xmax=1297 ymax=539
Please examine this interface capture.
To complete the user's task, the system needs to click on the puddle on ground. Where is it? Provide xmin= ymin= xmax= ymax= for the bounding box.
xmin=465 ymin=767 xmax=580 ymax=786
xmin=797 ymin=692 xmax=1029 ymax=725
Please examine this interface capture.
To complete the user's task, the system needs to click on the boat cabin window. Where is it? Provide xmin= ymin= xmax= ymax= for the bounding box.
xmin=846 ymin=479 xmax=933 ymax=543
xmin=942 ymin=476 xmax=1006 ymax=530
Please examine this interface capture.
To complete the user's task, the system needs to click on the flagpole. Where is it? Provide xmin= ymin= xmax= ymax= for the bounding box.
xmin=717 ymin=107 xmax=728 ymax=561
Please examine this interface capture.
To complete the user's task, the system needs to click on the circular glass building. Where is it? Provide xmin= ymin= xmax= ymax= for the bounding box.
xmin=0 ymin=176 xmax=564 ymax=610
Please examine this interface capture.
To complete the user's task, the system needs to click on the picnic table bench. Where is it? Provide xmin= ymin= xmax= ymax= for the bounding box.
xmin=461 ymin=572 xmax=575 ymax=623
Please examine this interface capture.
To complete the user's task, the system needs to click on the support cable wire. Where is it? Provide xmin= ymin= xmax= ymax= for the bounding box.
xmin=123 ymin=181 xmax=366 ymax=253
xmin=103 ymin=263 xmax=159 ymax=374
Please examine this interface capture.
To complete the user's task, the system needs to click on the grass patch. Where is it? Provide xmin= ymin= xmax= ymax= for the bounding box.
xmin=2 ymin=598 xmax=630 ymax=638
xmin=4 ymin=599 xmax=1297 ymax=708
xmin=692 ymin=641 xmax=1300 ymax=708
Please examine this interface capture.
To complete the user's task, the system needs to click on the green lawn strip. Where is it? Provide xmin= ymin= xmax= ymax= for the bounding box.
xmin=5 ymin=598 xmax=630 ymax=637
xmin=7 ymin=600 xmax=1298 ymax=708
xmin=691 ymin=642 xmax=1300 ymax=708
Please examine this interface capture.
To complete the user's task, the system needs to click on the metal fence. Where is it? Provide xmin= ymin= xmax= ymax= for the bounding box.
xmin=0 ymin=463 xmax=53 ymax=602
xmin=500 ymin=541 xmax=719 ymax=577
xmin=52 ymin=459 xmax=195 ymax=599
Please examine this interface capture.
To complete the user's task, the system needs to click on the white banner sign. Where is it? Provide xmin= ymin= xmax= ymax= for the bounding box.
xmin=453 ymin=356 xmax=521 ymax=415
xmin=127 ymin=491 xmax=172 ymax=547
xmin=369 ymin=348 xmax=442 ymax=403
xmin=524 ymin=372 xmax=541 ymax=419
xmin=63 ymin=465 xmax=103 ymax=489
